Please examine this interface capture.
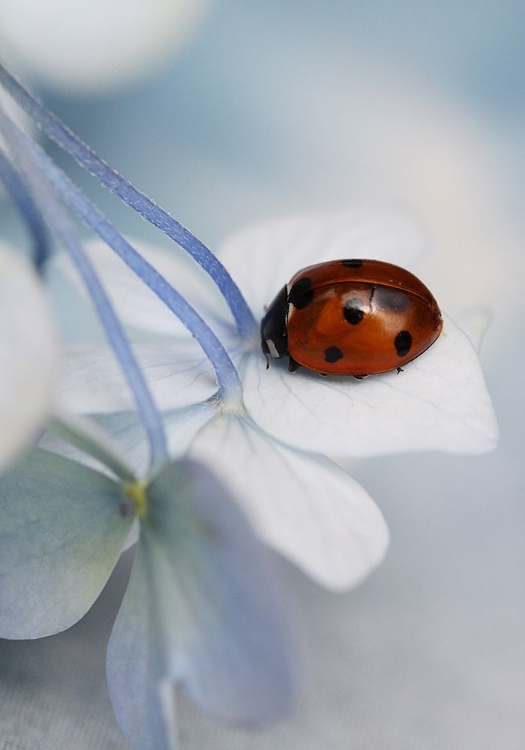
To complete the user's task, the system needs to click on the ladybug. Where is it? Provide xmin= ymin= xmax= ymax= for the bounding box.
xmin=261 ymin=259 xmax=443 ymax=377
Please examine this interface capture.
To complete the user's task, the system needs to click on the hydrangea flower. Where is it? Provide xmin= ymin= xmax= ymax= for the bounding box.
xmin=60 ymin=212 xmax=498 ymax=457
xmin=0 ymin=61 xmax=499 ymax=750
xmin=54 ymin=211 xmax=498 ymax=591
xmin=0 ymin=60 xmax=498 ymax=590
xmin=0 ymin=63 xmax=392 ymax=590
xmin=0 ymin=60 xmax=497 ymax=591
xmin=0 ymin=423 xmax=297 ymax=750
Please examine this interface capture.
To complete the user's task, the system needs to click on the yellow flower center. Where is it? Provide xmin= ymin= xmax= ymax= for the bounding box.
xmin=123 ymin=481 xmax=148 ymax=518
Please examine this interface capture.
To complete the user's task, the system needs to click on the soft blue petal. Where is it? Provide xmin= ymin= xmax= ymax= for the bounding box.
xmin=107 ymin=459 xmax=297 ymax=750
xmin=106 ymin=543 xmax=179 ymax=750
xmin=60 ymin=341 xmax=217 ymax=414
xmin=40 ymin=402 xmax=217 ymax=481
xmin=189 ymin=413 xmax=389 ymax=590
xmin=48 ymin=411 xmax=135 ymax=482
xmin=97 ymin=402 xmax=217 ymax=478
xmin=0 ymin=449 xmax=133 ymax=639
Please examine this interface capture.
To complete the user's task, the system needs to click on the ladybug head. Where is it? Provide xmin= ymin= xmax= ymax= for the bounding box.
xmin=261 ymin=285 xmax=288 ymax=359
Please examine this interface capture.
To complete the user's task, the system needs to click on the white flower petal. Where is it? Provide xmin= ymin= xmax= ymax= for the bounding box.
xmin=52 ymin=237 xmax=230 ymax=337
xmin=0 ymin=449 xmax=133 ymax=639
xmin=98 ymin=402 xmax=217 ymax=478
xmin=243 ymin=314 xmax=498 ymax=457
xmin=452 ymin=307 xmax=493 ymax=353
xmin=218 ymin=210 xmax=430 ymax=317
xmin=41 ymin=403 xmax=217 ymax=481
xmin=40 ymin=410 xmax=135 ymax=483
xmin=107 ymin=459 xmax=297 ymax=749
xmin=0 ymin=0 xmax=214 ymax=93
xmin=0 ymin=246 xmax=58 ymax=471
xmin=188 ymin=414 xmax=389 ymax=590
xmin=59 ymin=341 xmax=217 ymax=414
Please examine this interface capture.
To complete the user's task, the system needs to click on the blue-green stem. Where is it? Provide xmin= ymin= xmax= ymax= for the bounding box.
xmin=0 ymin=61 xmax=258 ymax=340
xmin=0 ymin=105 xmax=168 ymax=473
xmin=0 ymin=146 xmax=50 ymax=270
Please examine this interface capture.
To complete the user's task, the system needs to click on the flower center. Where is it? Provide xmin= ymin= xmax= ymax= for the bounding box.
xmin=123 ymin=481 xmax=148 ymax=518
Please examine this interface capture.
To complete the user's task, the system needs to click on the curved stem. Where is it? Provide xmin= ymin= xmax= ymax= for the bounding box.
xmin=0 ymin=146 xmax=50 ymax=270
xmin=22 ymin=129 xmax=244 ymax=404
xmin=0 ymin=62 xmax=258 ymax=340
xmin=0 ymin=105 xmax=168 ymax=473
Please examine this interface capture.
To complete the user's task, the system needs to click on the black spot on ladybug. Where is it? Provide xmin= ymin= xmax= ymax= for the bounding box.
xmin=341 ymin=259 xmax=363 ymax=268
xmin=394 ymin=330 xmax=412 ymax=357
xmin=376 ymin=287 xmax=411 ymax=312
xmin=288 ymin=277 xmax=314 ymax=309
xmin=343 ymin=299 xmax=365 ymax=325
xmin=324 ymin=346 xmax=344 ymax=363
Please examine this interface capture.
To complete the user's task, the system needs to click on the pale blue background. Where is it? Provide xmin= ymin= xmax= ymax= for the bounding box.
xmin=1 ymin=2 xmax=524 ymax=748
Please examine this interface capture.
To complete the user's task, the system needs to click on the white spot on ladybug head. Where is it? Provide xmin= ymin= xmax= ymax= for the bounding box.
xmin=266 ymin=339 xmax=280 ymax=358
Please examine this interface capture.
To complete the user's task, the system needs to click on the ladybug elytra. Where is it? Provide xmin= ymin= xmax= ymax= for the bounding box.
xmin=261 ymin=259 xmax=443 ymax=377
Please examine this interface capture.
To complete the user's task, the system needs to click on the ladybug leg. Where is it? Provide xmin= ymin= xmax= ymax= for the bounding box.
xmin=353 ymin=374 xmax=369 ymax=380
xmin=288 ymin=356 xmax=300 ymax=373
xmin=396 ymin=367 xmax=404 ymax=374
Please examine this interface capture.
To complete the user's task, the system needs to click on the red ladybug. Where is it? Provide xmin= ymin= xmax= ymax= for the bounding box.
xmin=261 ymin=259 xmax=443 ymax=377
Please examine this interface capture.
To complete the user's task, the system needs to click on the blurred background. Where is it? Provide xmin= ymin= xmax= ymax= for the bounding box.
xmin=0 ymin=1 xmax=523 ymax=748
